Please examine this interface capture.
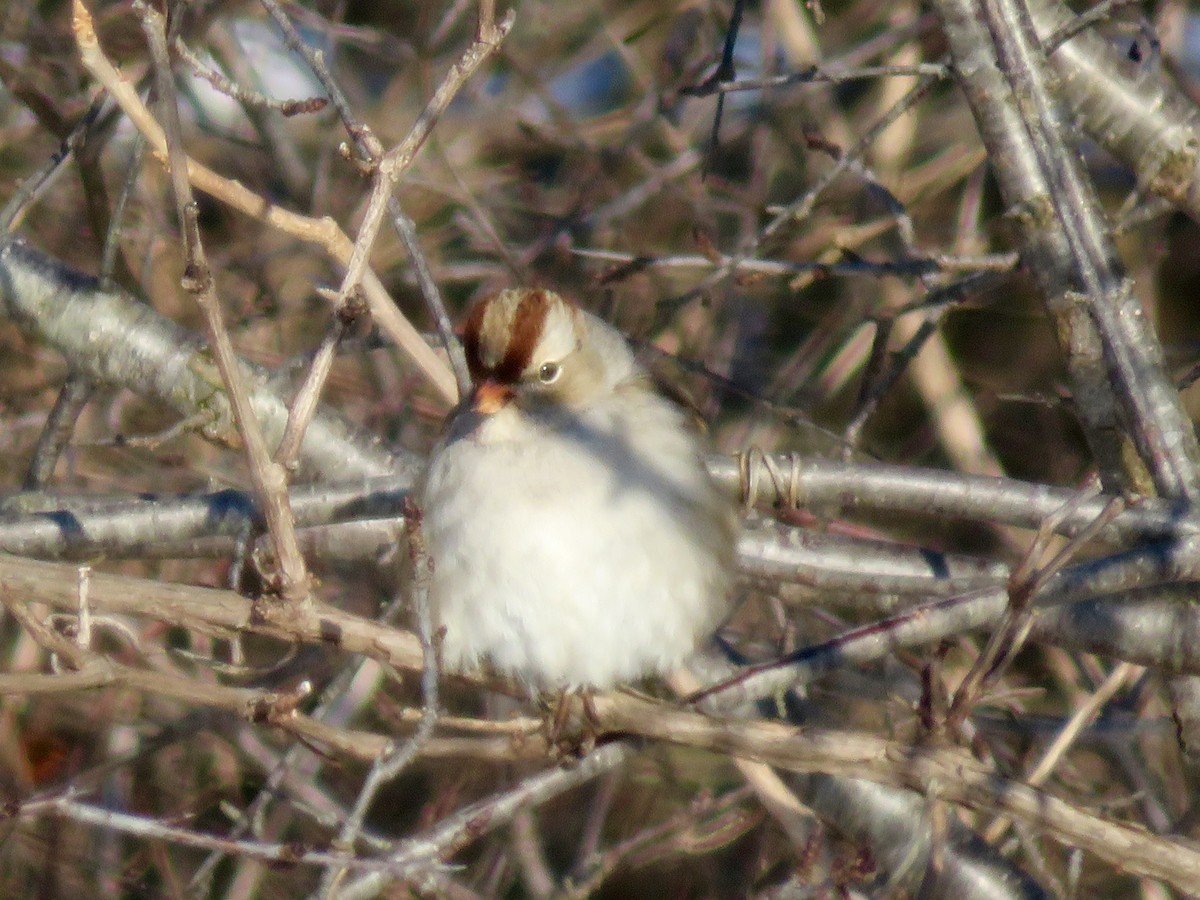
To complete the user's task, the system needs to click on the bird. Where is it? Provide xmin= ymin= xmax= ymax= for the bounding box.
xmin=419 ymin=287 xmax=737 ymax=693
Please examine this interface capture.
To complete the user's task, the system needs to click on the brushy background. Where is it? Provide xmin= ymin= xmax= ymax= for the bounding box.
xmin=2 ymin=0 xmax=1200 ymax=896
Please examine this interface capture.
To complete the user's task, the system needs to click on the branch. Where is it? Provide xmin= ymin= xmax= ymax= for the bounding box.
xmin=0 ymin=239 xmax=402 ymax=479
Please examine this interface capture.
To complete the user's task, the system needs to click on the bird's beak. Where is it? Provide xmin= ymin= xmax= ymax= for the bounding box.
xmin=471 ymin=380 xmax=514 ymax=415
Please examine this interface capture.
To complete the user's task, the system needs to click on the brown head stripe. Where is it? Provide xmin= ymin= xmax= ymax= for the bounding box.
xmin=495 ymin=289 xmax=551 ymax=384
xmin=462 ymin=296 xmax=491 ymax=383
xmin=462 ymin=289 xmax=553 ymax=386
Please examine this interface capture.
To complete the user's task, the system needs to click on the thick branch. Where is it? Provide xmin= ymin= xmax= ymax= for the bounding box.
xmin=0 ymin=239 xmax=402 ymax=480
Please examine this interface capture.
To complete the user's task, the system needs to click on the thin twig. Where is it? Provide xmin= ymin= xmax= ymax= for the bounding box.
xmin=275 ymin=314 xmax=348 ymax=470
xmin=131 ymin=0 xmax=311 ymax=603
xmin=174 ymin=35 xmax=329 ymax=117
xmin=982 ymin=660 xmax=1140 ymax=843
xmin=259 ymin=0 xmax=508 ymax=402
xmin=23 ymin=375 xmax=95 ymax=489
xmin=944 ymin=493 xmax=1123 ymax=731
xmin=319 ymin=500 xmax=441 ymax=896
xmin=0 ymin=100 xmax=102 ymax=232
xmin=70 ymin=1 xmax=458 ymax=403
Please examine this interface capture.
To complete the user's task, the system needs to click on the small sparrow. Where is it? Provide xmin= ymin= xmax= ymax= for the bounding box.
xmin=420 ymin=288 xmax=737 ymax=692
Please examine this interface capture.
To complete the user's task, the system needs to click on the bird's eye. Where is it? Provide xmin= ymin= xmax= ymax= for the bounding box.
xmin=538 ymin=362 xmax=561 ymax=384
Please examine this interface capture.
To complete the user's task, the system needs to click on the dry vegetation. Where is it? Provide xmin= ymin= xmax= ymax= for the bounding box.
xmin=2 ymin=0 xmax=1200 ymax=896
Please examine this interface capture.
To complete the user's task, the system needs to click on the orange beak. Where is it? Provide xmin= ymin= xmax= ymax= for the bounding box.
xmin=471 ymin=380 xmax=514 ymax=415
